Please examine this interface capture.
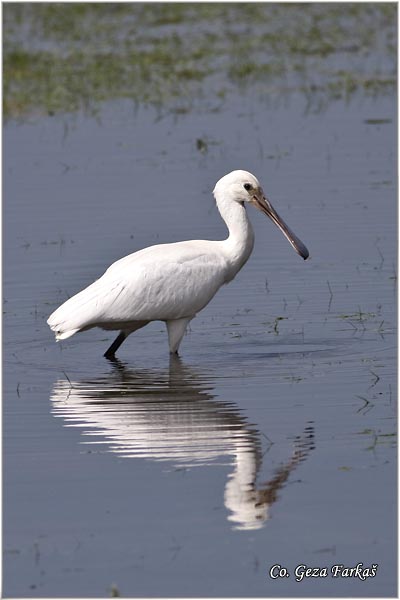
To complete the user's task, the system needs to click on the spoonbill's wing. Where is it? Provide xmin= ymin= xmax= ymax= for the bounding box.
xmin=48 ymin=240 xmax=228 ymax=338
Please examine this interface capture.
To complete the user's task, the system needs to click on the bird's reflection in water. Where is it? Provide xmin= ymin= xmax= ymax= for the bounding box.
xmin=50 ymin=357 xmax=314 ymax=530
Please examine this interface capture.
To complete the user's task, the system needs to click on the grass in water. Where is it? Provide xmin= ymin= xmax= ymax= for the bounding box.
xmin=3 ymin=3 xmax=396 ymax=118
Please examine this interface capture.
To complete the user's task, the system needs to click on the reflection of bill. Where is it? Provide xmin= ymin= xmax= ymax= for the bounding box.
xmin=225 ymin=425 xmax=314 ymax=530
xmin=50 ymin=357 xmax=314 ymax=531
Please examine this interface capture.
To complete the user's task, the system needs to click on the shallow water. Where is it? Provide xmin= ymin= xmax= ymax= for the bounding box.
xmin=3 ymin=92 xmax=396 ymax=597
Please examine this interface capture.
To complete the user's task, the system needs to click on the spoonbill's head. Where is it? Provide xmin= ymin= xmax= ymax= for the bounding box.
xmin=213 ymin=170 xmax=309 ymax=260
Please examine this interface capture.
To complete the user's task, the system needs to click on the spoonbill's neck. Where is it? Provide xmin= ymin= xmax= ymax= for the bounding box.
xmin=216 ymin=195 xmax=255 ymax=276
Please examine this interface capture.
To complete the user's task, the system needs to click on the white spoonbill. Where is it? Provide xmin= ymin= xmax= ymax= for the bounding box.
xmin=48 ymin=170 xmax=309 ymax=358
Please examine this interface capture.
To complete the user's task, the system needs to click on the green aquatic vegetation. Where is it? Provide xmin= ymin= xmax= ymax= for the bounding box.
xmin=357 ymin=428 xmax=397 ymax=451
xmin=3 ymin=3 xmax=396 ymax=118
xmin=338 ymin=311 xmax=376 ymax=321
xmin=109 ymin=583 xmax=121 ymax=598
xmin=335 ymin=307 xmax=393 ymax=337
xmin=196 ymin=138 xmax=208 ymax=154
xmin=364 ymin=118 xmax=392 ymax=124
xmin=273 ymin=316 xmax=287 ymax=335
xmin=228 ymin=60 xmax=285 ymax=84
xmin=284 ymin=374 xmax=303 ymax=383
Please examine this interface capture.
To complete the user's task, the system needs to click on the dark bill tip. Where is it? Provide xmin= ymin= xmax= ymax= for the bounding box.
xmin=254 ymin=196 xmax=309 ymax=260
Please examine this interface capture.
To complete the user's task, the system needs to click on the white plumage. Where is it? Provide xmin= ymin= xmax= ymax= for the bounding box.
xmin=48 ymin=170 xmax=309 ymax=358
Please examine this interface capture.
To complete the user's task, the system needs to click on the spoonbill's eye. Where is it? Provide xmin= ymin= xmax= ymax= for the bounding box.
xmin=243 ymin=183 xmax=252 ymax=191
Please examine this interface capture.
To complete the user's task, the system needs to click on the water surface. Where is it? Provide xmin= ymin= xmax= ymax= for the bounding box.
xmin=3 ymin=91 xmax=396 ymax=597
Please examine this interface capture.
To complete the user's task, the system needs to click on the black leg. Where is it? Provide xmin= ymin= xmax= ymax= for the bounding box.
xmin=104 ymin=332 xmax=126 ymax=359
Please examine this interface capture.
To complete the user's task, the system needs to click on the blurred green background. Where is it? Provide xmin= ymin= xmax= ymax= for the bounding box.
xmin=3 ymin=2 xmax=397 ymax=119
